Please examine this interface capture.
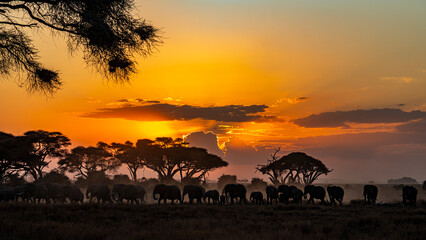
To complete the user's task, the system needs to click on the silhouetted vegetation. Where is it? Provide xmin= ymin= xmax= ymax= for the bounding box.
xmin=0 ymin=130 xmax=227 ymax=186
xmin=39 ymin=170 xmax=71 ymax=185
xmin=217 ymin=174 xmax=237 ymax=190
xmin=58 ymin=142 xmax=121 ymax=178
xmin=257 ymin=149 xmax=332 ymax=185
xmin=0 ymin=130 xmax=70 ymax=181
xmin=0 ymin=0 xmax=160 ymax=94
xmin=388 ymin=177 xmax=418 ymax=184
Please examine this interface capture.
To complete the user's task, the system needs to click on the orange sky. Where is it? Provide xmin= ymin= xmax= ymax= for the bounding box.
xmin=1 ymin=0 xmax=426 ymax=183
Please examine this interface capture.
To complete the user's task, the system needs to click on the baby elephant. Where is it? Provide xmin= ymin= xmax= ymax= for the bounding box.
xmin=402 ymin=186 xmax=418 ymax=206
xmin=250 ymin=191 xmax=264 ymax=205
xmin=204 ymin=190 xmax=220 ymax=204
xmin=327 ymin=186 xmax=344 ymax=206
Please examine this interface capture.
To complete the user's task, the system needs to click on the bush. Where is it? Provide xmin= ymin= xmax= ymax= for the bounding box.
xmin=112 ymin=174 xmax=132 ymax=184
xmin=217 ymin=175 xmax=237 ymax=190
xmin=75 ymin=171 xmax=112 ymax=187
xmin=181 ymin=177 xmax=202 ymax=185
xmin=4 ymin=173 xmax=27 ymax=187
xmin=248 ymin=178 xmax=267 ymax=191
xmin=39 ymin=170 xmax=71 ymax=185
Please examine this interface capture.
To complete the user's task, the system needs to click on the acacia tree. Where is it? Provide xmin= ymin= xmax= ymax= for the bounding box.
xmin=58 ymin=142 xmax=121 ymax=178
xmin=255 ymin=147 xmax=283 ymax=185
xmin=0 ymin=132 xmax=18 ymax=182
xmin=141 ymin=137 xmax=227 ymax=183
xmin=141 ymin=137 xmax=186 ymax=182
xmin=0 ymin=0 xmax=160 ymax=94
xmin=177 ymin=147 xmax=228 ymax=183
xmin=13 ymin=130 xmax=71 ymax=180
xmin=257 ymin=151 xmax=332 ymax=185
xmin=109 ymin=140 xmax=147 ymax=182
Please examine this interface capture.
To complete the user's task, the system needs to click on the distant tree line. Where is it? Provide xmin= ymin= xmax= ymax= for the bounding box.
xmin=1 ymin=129 xmax=336 ymax=186
xmin=0 ymin=130 xmax=227 ymax=185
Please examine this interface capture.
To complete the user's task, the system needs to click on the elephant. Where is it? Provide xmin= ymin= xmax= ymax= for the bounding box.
xmin=24 ymin=183 xmax=50 ymax=203
xmin=13 ymin=186 xmax=26 ymax=202
xmin=220 ymin=195 xmax=226 ymax=205
xmin=182 ymin=185 xmax=205 ymax=204
xmin=135 ymin=185 xmax=146 ymax=203
xmin=62 ymin=185 xmax=84 ymax=204
xmin=222 ymin=184 xmax=247 ymax=204
xmin=278 ymin=185 xmax=293 ymax=204
xmin=86 ymin=184 xmax=112 ymax=204
xmin=152 ymin=184 xmax=182 ymax=204
xmin=402 ymin=186 xmax=418 ymax=206
xmin=204 ymin=190 xmax=220 ymax=204
xmin=266 ymin=186 xmax=279 ymax=204
xmin=250 ymin=191 xmax=264 ymax=205
xmin=327 ymin=186 xmax=344 ymax=205
xmin=363 ymin=185 xmax=378 ymax=205
xmin=0 ymin=186 xmax=14 ymax=202
xmin=304 ymin=185 xmax=326 ymax=205
xmin=291 ymin=188 xmax=304 ymax=204
xmin=45 ymin=182 xmax=65 ymax=203
xmin=112 ymin=184 xmax=139 ymax=204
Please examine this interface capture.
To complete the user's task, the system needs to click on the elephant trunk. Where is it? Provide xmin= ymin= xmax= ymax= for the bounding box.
xmin=153 ymin=192 xmax=158 ymax=200
xmin=111 ymin=193 xmax=118 ymax=202
xmin=182 ymin=191 xmax=187 ymax=203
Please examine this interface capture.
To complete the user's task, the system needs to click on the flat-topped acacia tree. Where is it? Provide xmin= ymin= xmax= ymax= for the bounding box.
xmin=257 ymin=150 xmax=333 ymax=185
xmin=0 ymin=0 xmax=160 ymax=94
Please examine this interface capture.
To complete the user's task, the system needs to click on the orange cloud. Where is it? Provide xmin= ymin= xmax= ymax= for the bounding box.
xmin=287 ymin=97 xmax=311 ymax=104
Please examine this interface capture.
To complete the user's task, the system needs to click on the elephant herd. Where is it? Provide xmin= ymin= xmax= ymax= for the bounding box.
xmin=0 ymin=183 xmax=420 ymax=206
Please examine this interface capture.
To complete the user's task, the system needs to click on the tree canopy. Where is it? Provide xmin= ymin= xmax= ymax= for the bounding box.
xmin=0 ymin=0 xmax=160 ymax=94
xmin=257 ymin=151 xmax=332 ymax=185
xmin=58 ymin=142 xmax=121 ymax=178
xmin=137 ymin=137 xmax=228 ymax=183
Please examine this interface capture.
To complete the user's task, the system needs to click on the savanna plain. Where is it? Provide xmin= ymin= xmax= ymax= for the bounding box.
xmin=0 ymin=184 xmax=425 ymax=240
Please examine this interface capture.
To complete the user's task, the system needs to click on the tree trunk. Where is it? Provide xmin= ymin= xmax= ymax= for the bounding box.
xmin=131 ymin=170 xmax=137 ymax=182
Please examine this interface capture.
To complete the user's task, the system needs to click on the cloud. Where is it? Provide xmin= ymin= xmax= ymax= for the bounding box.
xmin=272 ymin=97 xmax=311 ymax=107
xmin=184 ymin=131 xmax=224 ymax=157
xmin=86 ymin=97 xmax=101 ymax=104
xmin=380 ymin=76 xmax=415 ymax=83
xmin=293 ymin=108 xmax=426 ymax=128
xmin=293 ymin=128 xmax=426 ymax=182
xmin=287 ymin=97 xmax=311 ymax=104
xmin=83 ymin=103 xmax=277 ymax=123
xmin=396 ymin=118 xmax=426 ymax=133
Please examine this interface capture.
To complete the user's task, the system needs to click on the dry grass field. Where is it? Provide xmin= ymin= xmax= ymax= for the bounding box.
xmin=0 ymin=202 xmax=425 ymax=240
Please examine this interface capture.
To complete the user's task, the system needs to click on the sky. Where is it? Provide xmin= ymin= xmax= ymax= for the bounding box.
xmin=1 ymin=0 xmax=426 ymax=183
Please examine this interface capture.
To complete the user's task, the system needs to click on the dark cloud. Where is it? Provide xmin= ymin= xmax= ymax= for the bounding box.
xmin=396 ymin=118 xmax=426 ymax=133
xmin=293 ymin=108 xmax=426 ymax=128
xmin=294 ymin=129 xmax=426 ymax=182
xmin=83 ymin=103 xmax=277 ymax=123
xmin=185 ymin=131 xmax=224 ymax=157
xmin=115 ymin=98 xmax=160 ymax=104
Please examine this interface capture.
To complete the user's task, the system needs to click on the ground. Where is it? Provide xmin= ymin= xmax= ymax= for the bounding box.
xmin=0 ymin=203 xmax=425 ymax=240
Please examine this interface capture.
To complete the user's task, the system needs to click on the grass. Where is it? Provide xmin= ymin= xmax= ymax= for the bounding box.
xmin=0 ymin=203 xmax=425 ymax=240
